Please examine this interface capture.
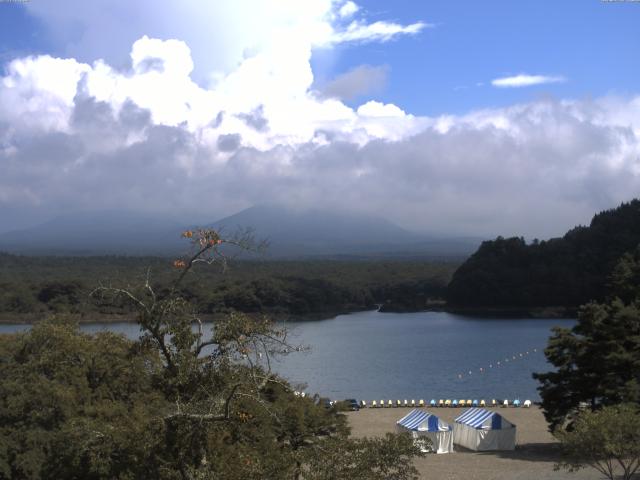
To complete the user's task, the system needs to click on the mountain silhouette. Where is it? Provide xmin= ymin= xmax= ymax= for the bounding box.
xmin=0 ymin=205 xmax=480 ymax=258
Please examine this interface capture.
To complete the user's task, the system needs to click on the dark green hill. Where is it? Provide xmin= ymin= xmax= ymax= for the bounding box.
xmin=446 ymin=199 xmax=640 ymax=310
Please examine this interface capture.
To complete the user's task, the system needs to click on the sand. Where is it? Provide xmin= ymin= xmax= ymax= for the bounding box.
xmin=346 ymin=406 xmax=606 ymax=480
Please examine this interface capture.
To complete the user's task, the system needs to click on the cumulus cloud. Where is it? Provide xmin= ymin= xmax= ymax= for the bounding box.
xmin=24 ymin=0 xmax=425 ymax=83
xmin=357 ymin=100 xmax=406 ymax=118
xmin=237 ymin=106 xmax=269 ymax=132
xmin=217 ymin=133 xmax=242 ymax=152
xmin=0 ymin=2 xmax=638 ymax=238
xmin=320 ymin=64 xmax=388 ymax=101
xmin=338 ymin=1 xmax=359 ymax=18
xmin=491 ymin=74 xmax=566 ymax=88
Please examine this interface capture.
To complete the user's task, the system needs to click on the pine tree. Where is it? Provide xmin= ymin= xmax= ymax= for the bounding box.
xmin=534 ymin=245 xmax=640 ymax=430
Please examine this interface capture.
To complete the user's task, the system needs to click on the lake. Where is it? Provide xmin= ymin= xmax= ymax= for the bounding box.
xmin=0 ymin=310 xmax=573 ymax=402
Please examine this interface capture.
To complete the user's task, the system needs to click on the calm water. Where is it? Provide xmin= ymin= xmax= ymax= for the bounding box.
xmin=0 ymin=310 xmax=574 ymax=402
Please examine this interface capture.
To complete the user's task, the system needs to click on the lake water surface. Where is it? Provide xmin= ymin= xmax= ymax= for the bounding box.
xmin=0 ymin=310 xmax=574 ymax=402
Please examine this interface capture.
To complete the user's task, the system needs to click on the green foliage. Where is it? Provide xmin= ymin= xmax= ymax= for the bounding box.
xmin=0 ymin=317 xmax=166 ymax=479
xmin=608 ymin=245 xmax=640 ymax=304
xmin=448 ymin=199 xmax=640 ymax=309
xmin=534 ymin=249 xmax=640 ymax=430
xmin=304 ymin=433 xmax=425 ymax=480
xmin=0 ymin=254 xmax=455 ymax=320
xmin=0 ymin=231 xmax=424 ymax=479
xmin=555 ymin=404 xmax=640 ymax=480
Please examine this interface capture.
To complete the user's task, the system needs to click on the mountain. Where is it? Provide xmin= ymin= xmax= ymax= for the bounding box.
xmin=446 ymin=199 xmax=640 ymax=309
xmin=0 ymin=211 xmax=183 ymax=255
xmin=0 ymin=205 xmax=481 ymax=258
xmin=209 ymin=205 xmax=480 ymax=259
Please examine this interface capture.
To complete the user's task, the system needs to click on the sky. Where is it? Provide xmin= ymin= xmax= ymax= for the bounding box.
xmin=0 ymin=0 xmax=639 ymax=237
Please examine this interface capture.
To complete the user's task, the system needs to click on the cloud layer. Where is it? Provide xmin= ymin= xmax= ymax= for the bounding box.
xmin=1 ymin=1 xmax=639 ymax=238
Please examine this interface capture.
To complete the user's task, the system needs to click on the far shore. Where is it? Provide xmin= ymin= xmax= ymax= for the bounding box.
xmin=0 ymin=304 xmax=578 ymax=325
xmin=0 ymin=308 xmax=369 ymax=325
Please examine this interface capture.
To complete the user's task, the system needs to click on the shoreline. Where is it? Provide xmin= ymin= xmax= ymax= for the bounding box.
xmin=380 ymin=304 xmax=577 ymax=319
xmin=0 ymin=307 xmax=374 ymax=325
xmin=0 ymin=304 xmax=578 ymax=325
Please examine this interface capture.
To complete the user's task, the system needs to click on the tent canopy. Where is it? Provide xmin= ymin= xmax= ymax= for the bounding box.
xmin=397 ymin=409 xmax=454 ymax=454
xmin=397 ymin=409 xmax=451 ymax=432
xmin=453 ymin=408 xmax=516 ymax=451
xmin=455 ymin=408 xmax=513 ymax=430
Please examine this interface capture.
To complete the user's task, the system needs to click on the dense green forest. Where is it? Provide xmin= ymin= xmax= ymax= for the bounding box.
xmin=447 ymin=199 xmax=640 ymax=311
xmin=0 ymin=254 xmax=456 ymax=322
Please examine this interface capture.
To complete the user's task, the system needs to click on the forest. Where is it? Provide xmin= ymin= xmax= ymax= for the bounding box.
xmin=0 ymin=254 xmax=456 ymax=322
xmin=447 ymin=199 xmax=640 ymax=312
xmin=3 ymin=199 xmax=640 ymax=321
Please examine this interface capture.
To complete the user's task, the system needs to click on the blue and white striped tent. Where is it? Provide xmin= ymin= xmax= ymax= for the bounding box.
xmin=453 ymin=408 xmax=516 ymax=451
xmin=396 ymin=409 xmax=453 ymax=453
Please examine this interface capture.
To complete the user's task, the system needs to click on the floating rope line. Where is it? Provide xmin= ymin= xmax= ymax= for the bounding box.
xmin=456 ymin=348 xmax=540 ymax=380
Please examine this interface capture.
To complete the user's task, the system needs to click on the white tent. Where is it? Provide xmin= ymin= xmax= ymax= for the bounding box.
xmin=453 ymin=408 xmax=516 ymax=451
xmin=396 ymin=409 xmax=454 ymax=454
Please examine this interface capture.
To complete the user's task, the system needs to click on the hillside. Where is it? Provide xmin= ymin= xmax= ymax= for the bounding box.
xmin=0 ymin=205 xmax=480 ymax=259
xmin=210 ymin=205 xmax=480 ymax=259
xmin=446 ymin=199 xmax=640 ymax=310
xmin=0 ymin=211 xmax=183 ymax=255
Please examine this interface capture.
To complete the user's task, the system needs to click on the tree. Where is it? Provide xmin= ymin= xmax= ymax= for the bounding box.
xmin=533 ymin=247 xmax=640 ymax=430
xmin=555 ymin=404 xmax=640 ymax=480
xmin=447 ymin=200 xmax=640 ymax=310
xmin=0 ymin=317 xmax=166 ymax=480
xmin=304 ymin=433 xmax=424 ymax=480
xmin=0 ymin=228 xmax=424 ymax=479
xmin=608 ymin=245 xmax=640 ymax=304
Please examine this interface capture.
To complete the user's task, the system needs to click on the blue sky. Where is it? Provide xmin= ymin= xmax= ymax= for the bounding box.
xmin=3 ymin=0 xmax=638 ymax=115
xmin=314 ymin=0 xmax=640 ymax=114
xmin=0 ymin=0 xmax=638 ymax=237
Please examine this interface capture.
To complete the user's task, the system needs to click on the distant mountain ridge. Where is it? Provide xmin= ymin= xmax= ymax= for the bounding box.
xmin=209 ymin=205 xmax=478 ymax=258
xmin=446 ymin=199 xmax=640 ymax=309
xmin=211 ymin=205 xmax=422 ymax=246
xmin=0 ymin=205 xmax=481 ymax=258
xmin=0 ymin=211 xmax=184 ymax=255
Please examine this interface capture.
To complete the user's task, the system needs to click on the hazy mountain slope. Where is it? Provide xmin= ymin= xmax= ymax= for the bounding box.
xmin=0 ymin=211 xmax=183 ymax=255
xmin=0 ymin=205 xmax=481 ymax=258
xmin=210 ymin=205 xmax=479 ymax=258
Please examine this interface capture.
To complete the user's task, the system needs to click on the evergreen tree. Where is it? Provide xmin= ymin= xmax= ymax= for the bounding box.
xmin=534 ymin=246 xmax=640 ymax=430
xmin=448 ymin=199 xmax=640 ymax=309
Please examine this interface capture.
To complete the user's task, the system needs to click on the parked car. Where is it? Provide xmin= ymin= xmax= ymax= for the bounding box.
xmin=343 ymin=398 xmax=360 ymax=411
xmin=319 ymin=398 xmax=334 ymax=409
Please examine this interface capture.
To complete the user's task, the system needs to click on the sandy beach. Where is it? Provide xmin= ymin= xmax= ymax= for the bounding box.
xmin=346 ymin=406 xmax=605 ymax=480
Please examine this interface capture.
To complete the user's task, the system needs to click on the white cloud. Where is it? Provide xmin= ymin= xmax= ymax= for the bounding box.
xmin=0 ymin=55 xmax=90 ymax=131
xmin=357 ymin=100 xmax=406 ymax=118
xmin=0 ymin=3 xmax=638 ymax=238
xmin=24 ymin=0 xmax=426 ymax=83
xmin=491 ymin=74 xmax=566 ymax=88
xmin=330 ymin=20 xmax=430 ymax=44
xmin=2 ymin=47 xmax=639 ymax=237
xmin=338 ymin=1 xmax=359 ymax=18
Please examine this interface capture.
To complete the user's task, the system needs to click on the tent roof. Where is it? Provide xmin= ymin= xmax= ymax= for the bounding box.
xmin=397 ymin=409 xmax=450 ymax=432
xmin=455 ymin=408 xmax=513 ymax=430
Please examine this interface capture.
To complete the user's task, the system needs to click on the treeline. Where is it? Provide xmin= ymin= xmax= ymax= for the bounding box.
xmin=447 ymin=199 xmax=640 ymax=310
xmin=0 ymin=255 xmax=456 ymax=321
